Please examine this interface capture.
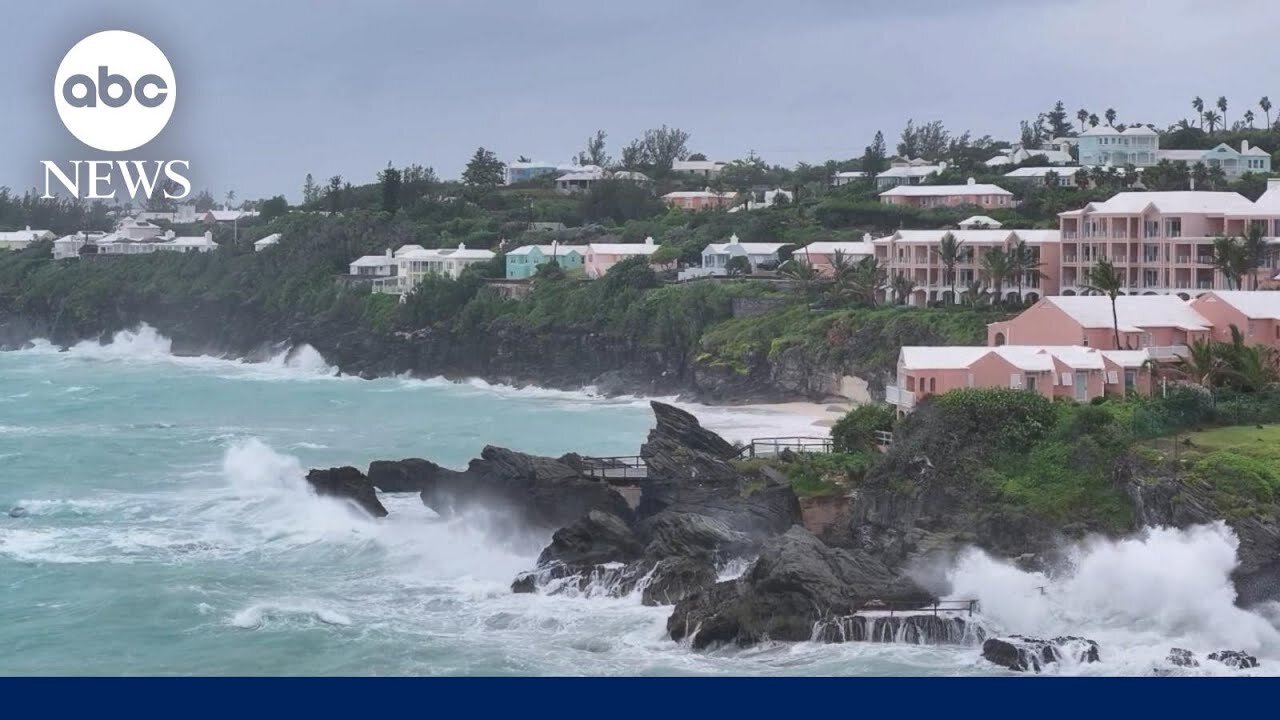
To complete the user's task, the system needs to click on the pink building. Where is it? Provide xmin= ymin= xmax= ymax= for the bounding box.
xmin=985 ymin=295 xmax=1212 ymax=354
xmin=875 ymin=228 xmax=1062 ymax=305
xmin=1190 ymin=291 xmax=1280 ymax=349
xmin=884 ymin=345 xmax=1152 ymax=413
xmin=662 ymin=190 xmax=739 ymax=211
xmin=1058 ymin=187 xmax=1280 ymax=297
xmin=878 ymin=179 xmax=1013 ymax=210
xmin=795 ymin=238 xmax=875 ymax=276
xmin=584 ymin=237 xmax=671 ymax=278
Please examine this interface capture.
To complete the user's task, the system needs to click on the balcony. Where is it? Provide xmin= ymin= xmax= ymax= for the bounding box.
xmin=884 ymin=385 xmax=915 ymax=409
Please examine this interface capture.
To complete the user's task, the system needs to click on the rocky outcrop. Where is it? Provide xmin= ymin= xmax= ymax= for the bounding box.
xmin=813 ymin=614 xmax=986 ymax=645
xmin=667 ymin=526 xmax=931 ymax=649
xmin=377 ymin=447 xmax=632 ymax=533
xmin=1208 ymin=650 xmax=1260 ymax=669
xmin=304 ymin=466 xmax=388 ymax=518
xmin=511 ymin=402 xmax=802 ymax=607
xmin=1166 ymin=648 xmax=1198 ymax=668
xmin=981 ymin=636 xmax=1100 ymax=673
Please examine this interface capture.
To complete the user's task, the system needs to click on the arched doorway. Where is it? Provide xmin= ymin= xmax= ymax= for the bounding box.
xmin=1177 ymin=292 xmax=1190 ymax=301
xmin=1025 ymin=292 xmax=1040 ymax=304
xmin=994 ymin=332 xmax=1007 ymax=346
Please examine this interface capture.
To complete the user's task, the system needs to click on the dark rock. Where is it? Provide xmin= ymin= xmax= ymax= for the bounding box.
xmin=411 ymin=446 xmax=632 ymax=532
xmin=1166 ymin=648 xmax=1199 ymax=668
xmin=981 ymin=635 xmax=1100 ymax=673
xmin=536 ymin=511 xmax=643 ymax=567
xmin=815 ymin=614 xmax=985 ymax=645
xmin=304 ymin=466 xmax=388 ymax=518
xmin=667 ymin=526 xmax=931 ymax=649
xmin=366 ymin=458 xmax=439 ymax=492
xmin=639 ymin=556 xmax=718 ymax=607
xmin=8 ymin=506 xmax=28 ymax=518
xmin=1207 ymin=650 xmax=1259 ymax=669
xmin=640 ymin=512 xmax=753 ymax=561
xmin=639 ymin=402 xmax=740 ymax=490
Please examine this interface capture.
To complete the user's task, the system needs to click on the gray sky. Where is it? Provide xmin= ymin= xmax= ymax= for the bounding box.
xmin=5 ymin=0 xmax=1280 ymax=203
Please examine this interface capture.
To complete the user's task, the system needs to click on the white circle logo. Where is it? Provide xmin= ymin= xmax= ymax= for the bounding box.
xmin=53 ymin=31 xmax=176 ymax=152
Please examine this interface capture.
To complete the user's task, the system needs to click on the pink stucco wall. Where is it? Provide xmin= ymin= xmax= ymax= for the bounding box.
xmin=1191 ymin=293 xmax=1280 ymax=350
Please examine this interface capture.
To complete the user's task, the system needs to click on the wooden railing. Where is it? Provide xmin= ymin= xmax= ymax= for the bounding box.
xmin=736 ymin=436 xmax=834 ymax=459
xmin=579 ymin=455 xmax=648 ymax=483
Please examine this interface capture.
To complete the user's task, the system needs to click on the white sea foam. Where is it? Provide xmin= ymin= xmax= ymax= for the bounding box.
xmin=947 ymin=523 xmax=1280 ymax=675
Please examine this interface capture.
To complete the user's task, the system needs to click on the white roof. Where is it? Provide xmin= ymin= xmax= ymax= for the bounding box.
xmin=394 ymin=244 xmax=427 ymax=257
xmin=1004 ymin=166 xmax=1081 ymax=178
xmin=834 ymin=171 xmax=867 ymax=178
xmin=799 ymin=241 xmax=875 ymax=256
xmin=663 ymin=190 xmax=737 ymax=199
xmin=609 ymin=170 xmax=651 ymax=181
xmin=1100 ymin=350 xmax=1150 ymax=368
xmin=508 ymin=160 xmax=557 ymax=169
xmin=254 ymin=233 xmax=281 ymax=247
xmin=1121 ymin=125 xmax=1158 ymax=136
xmin=171 ymin=236 xmax=216 ymax=247
xmin=958 ymin=215 xmax=1002 ymax=228
xmin=1251 ymin=181 xmax=1280 ymax=211
xmin=1195 ymin=291 xmax=1280 ymax=320
xmin=704 ymin=239 xmax=789 ymax=255
xmin=876 ymin=164 xmax=945 ymax=179
xmin=879 ymin=229 xmax=1058 ymax=245
xmin=672 ymin=160 xmax=725 ymax=172
xmin=506 ymin=244 xmax=586 ymax=256
xmin=1064 ymin=191 xmax=1256 ymax=216
xmin=351 ymin=254 xmax=395 ymax=268
xmin=589 ymin=242 xmax=660 ymax=256
xmin=1081 ymin=126 xmax=1120 ymax=136
xmin=1156 ymin=149 xmax=1206 ymax=163
xmin=206 ymin=210 xmax=243 ymax=221
xmin=557 ymin=169 xmax=605 ymax=182
xmin=0 ymin=228 xmax=53 ymax=242
xmin=1046 ymin=295 xmax=1211 ymax=332
xmin=879 ymin=183 xmax=1012 ymax=198
xmin=902 ymin=345 xmax=1110 ymax=372
xmin=446 ymin=248 xmax=496 ymax=260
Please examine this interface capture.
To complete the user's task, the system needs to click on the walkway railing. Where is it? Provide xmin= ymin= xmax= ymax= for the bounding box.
xmin=863 ymin=599 xmax=980 ymax=617
xmin=579 ymin=455 xmax=648 ymax=483
xmin=736 ymin=436 xmax=834 ymax=459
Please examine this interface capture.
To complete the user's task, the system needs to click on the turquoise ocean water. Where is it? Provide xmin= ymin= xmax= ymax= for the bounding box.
xmin=1 ymin=326 xmax=1277 ymax=675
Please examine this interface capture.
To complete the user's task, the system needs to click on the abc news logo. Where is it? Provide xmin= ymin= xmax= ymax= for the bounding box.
xmin=42 ymin=30 xmax=190 ymax=200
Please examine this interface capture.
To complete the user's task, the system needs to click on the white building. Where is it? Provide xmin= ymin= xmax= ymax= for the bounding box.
xmin=831 ymin=171 xmax=867 ymax=186
xmin=678 ymin=234 xmax=790 ymax=280
xmin=1003 ymin=166 xmax=1081 ymax=187
xmin=254 ymin=233 xmax=281 ymax=251
xmin=349 ymin=249 xmax=397 ymax=277
xmin=957 ymin=215 xmax=1003 ymax=229
xmin=0 ymin=226 xmax=55 ymax=251
xmin=373 ymin=244 xmax=497 ymax=294
xmin=54 ymin=232 xmax=108 ymax=259
xmin=555 ymin=166 xmax=606 ymax=194
xmin=729 ymin=188 xmax=794 ymax=212
xmin=875 ymin=159 xmax=948 ymax=189
xmin=671 ymin=159 xmax=726 ymax=178
xmin=95 ymin=230 xmax=218 ymax=255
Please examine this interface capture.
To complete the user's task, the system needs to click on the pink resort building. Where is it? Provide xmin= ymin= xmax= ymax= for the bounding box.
xmin=1058 ymin=186 xmax=1280 ymax=297
xmin=1190 ymin=291 xmax=1280 ymax=349
xmin=878 ymin=179 xmax=1013 ymax=210
xmin=794 ymin=237 xmax=875 ymax=276
xmin=662 ymin=190 xmax=739 ymax=211
xmin=985 ymin=295 xmax=1212 ymax=354
xmin=874 ymin=228 xmax=1062 ymax=305
xmin=884 ymin=345 xmax=1152 ymax=413
xmin=584 ymin=237 xmax=671 ymax=278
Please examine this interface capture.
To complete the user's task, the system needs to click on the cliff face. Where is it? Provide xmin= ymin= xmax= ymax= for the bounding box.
xmin=0 ymin=302 xmax=847 ymax=402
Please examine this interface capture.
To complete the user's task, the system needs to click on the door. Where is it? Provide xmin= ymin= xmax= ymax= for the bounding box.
xmin=1074 ymin=371 xmax=1088 ymax=401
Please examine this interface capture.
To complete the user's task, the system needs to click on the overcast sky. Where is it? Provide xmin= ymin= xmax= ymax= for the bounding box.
xmin=5 ymin=0 xmax=1280 ymax=202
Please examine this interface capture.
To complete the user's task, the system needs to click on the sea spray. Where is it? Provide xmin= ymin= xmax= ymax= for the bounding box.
xmin=947 ymin=523 xmax=1280 ymax=672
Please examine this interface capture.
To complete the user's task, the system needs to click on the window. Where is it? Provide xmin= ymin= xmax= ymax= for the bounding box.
xmin=1164 ymin=218 xmax=1182 ymax=237
xmin=929 ymin=377 xmax=936 ymax=393
xmin=1010 ymin=373 xmax=1024 ymax=389
xmin=906 ymin=376 xmax=916 ymax=391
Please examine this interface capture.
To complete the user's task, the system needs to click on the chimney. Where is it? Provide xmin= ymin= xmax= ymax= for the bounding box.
xmin=1242 ymin=140 xmax=1250 ymax=153
xmin=25 ymin=225 xmax=31 ymax=231
xmin=458 ymin=242 xmax=466 ymax=250
xmin=203 ymin=231 xmax=212 ymax=241
xmin=863 ymin=232 xmax=872 ymax=243
xmin=385 ymin=248 xmax=393 ymax=260
xmin=729 ymin=233 xmax=740 ymax=244
xmin=644 ymin=236 xmax=654 ymax=246
xmin=967 ymin=177 xmax=976 ymax=185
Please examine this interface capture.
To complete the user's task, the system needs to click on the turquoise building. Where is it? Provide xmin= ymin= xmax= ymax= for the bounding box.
xmin=505 ymin=244 xmax=586 ymax=279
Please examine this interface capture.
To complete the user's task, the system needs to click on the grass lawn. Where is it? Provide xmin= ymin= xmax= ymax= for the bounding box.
xmin=1184 ymin=424 xmax=1280 ymax=463
xmin=1177 ymin=424 xmax=1280 ymax=510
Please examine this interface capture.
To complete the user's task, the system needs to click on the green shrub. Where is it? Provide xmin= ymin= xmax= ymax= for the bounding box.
xmin=832 ymin=403 xmax=896 ymax=452
xmin=933 ymin=388 xmax=1057 ymax=453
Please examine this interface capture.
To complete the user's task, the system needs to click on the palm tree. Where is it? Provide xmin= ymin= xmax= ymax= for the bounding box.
xmin=1077 ymin=108 xmax=1089 ymax=127
xmin=1211 ymin=235 xmax=1245 ymax=290
xmin=1240 ymin=222 xmax=1271 ymax=290
xmin=1080 ymin=257 xmax=1125 ymax=349
xmin=849 ymin=256 xmax=887 ymax=306
xmin=980 ymin=248 xmax=1012 ymax=305
xmin=1192 ymin=96 xmax=1205 ymax=128
xmin=932 ymin=232 xmax=963 ymax=305
xmin=963 ymin=280 xmax=988 ymax=307
xmin=1175 ymin=338 xmax=1226 ymax=388
xmin=1104 ymin=108 xmax=1117 ymax=126
xmin=1261 ymin=96 xmax=1272 ymax=129
xmin=780 ymin=258 xmax=818 ymax=298
xmin=1088 ymin=113 xmax=1100 ymax=128
xmin=1217 ymin=96 xmax=1228 ymax=128
xmin=1007 ymin=239 xmax=1043 ymax=305
xmin=1202 ymin=110 xmax=1222 ymax=133
xmin=1206 ymin=164 xmax=1227 ymax=190
xmin=890 ymin=274 xmax=916 ymax=306
xmin=1245 ymin=109 xmax=1256 ymax=129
